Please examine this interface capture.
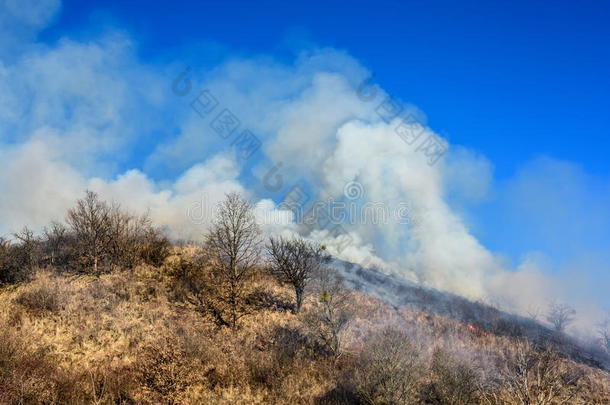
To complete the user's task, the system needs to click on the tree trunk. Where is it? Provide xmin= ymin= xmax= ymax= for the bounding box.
xmin=294 ymin=286 xmax=304 ymax=314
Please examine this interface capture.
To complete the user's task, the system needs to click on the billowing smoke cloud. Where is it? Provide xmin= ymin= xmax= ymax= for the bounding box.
xmin=1 ymin=0 xmax=607 ymax=333
xmin=0 ymin=0 xmax=61 ymax=58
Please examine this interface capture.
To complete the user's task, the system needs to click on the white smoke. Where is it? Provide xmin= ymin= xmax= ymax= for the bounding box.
xmin=0 ymin=0 xmax=607 ymax=333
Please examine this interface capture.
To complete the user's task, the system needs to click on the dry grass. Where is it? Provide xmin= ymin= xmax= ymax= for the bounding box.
xmin=0 ymin=253 xmax=608 ymax=404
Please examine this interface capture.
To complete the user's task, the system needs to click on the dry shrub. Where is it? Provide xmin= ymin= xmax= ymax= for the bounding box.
xmin=133 ymin=331 xmax=221 ymax=404
xmin=245 ymin=286 xmax=294 ymax=312
xmin=353 ymin=328 xmax=423 ymax=405
xmin=421 ymin=348 xmax=480 ymax=405
xmin=167 ymin=254 xmax=233 ymax=327
xmin=247 ymin=326 xmax=322 ymax=391
xmin=0 ymin=234 xmax=39 ymax=284
xmin=0 ymin=249 xmax=607 ymax=404
xmin=303 ymin=266 xmax=353 ymax=358
xmin=134 ymin=338 xmax=196 ymax=403
xmin=183 ymin=385 xmax=268 ymax=405
xmin=491 ymin=317 xmax=526 ymax=338
xmin=271 ymin=325 xmax=321 ymax=365
xmin=483 ymin=343 xmax=590 ymax=405
xmin=139 ymin=227 xmax=171 ymax=267
xmin=73 ymin=364 xmax=137 ymax=404
xmin=0 ymin=327 xmax=80 ymax=404
xmin=14 ymin=270 xmax=63 ymax=314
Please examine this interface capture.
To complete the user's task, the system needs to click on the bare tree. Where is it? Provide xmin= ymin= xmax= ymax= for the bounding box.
xmin=526 ymin=305 xmax=542 ymax=322
xmin=0 ymin=228 xmax=42 ymax=283
xmin=67 ymin=191 xmax=112 ymax=274
xmin=266 ymin=236 xmax=328 ymax=313
xmin=0 ymin=237 xmax=21 ymax=283
xmin=546 ymin=302 xmax=576 ymax=333
xmin=303 ymin=265 xmax=352 ymax=357
xmin=106 ymin=206 xmax=153 ymax=269
xmin=13 ymin=226 xmax=40 ymax=272
xmin=205 ymin=192 xmax=261 ymax=328
xmin=43 ymin=222 xmax=67 ymax=266
xmin=66 ymin=191 xmax=159 ymax=273
xmin=0 ymin=237 xmax=11 ymax=274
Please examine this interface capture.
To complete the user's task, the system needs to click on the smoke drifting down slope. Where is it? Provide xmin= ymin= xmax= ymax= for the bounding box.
xmin=0 ymin=0 xmax=607 ymax=336
xmin=330 ymin=258 xmax=610 ymax=371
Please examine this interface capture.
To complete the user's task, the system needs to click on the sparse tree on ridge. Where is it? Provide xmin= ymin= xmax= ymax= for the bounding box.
xmin=67 ymin=191 xmax=112 ymax=274
xmin=266 ymin=236 xmax=328 ymax=313
xmin=205 ymin=192 xmax=262 ymax=328
xmin=13 ymin=226 xmax=40 ymax=273
xmin=43 ymin=222 xmax=67 ymax=266
xmin=526 ymin=304 xmax=542 ymax=322
xmin=106 ymin=205 xmax=152 ymax=269
xmin=66 ymin=191 xmax=168 ymax=273
xmin=546 ymin=302 xmax=576 ymax=333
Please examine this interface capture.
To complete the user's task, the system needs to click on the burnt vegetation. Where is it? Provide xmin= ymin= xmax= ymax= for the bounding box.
xmin=0 ymin=192 xmax=609 ymax=404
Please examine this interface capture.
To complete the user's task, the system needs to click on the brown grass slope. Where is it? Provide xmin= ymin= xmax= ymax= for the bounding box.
xmin=0 ymin=251 xmax=608 ymax=404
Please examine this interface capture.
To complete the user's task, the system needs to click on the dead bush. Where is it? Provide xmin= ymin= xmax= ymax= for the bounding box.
xmin=14 ymin=271 xmax=63 ymax=314
xmin=353 ymin=328 xmax=423 ymax=405
xmin=303 ymin=266 xmax=353 ymax=358
xmin=271 ymin=326 xmax=321 ymax=364
xmin=0 ymin=328 xmax=79 ymax=404
xmin=483 ymin=343 xmax=587 ymax=405
xmin=421 ymin=348 xmax=481 ymax=405
xmin=134 ymin=338 xmax=198 ymax=403
xmin=249 ymin=325 xmax=324 ymax=391
xmin=0 ymin=232 xmax=41 ymax=284
xmin=81 ymin=364 xmax=137 ymax=404
xmin=168 ymin=255 xmax=232 ymax=328
xmin=0 ymin=236 xmax=21 ymax=284
xmin=139 ymin=227 xmax=171 ymax=267
xmin=245 ymin=287 xmax=294 ymax=312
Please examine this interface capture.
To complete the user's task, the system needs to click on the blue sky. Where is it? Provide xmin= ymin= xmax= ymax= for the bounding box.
xmin=1 ymin=0 xmax=608 ymax=316
xmin=45 ymin=0 xmax=610 ymax=179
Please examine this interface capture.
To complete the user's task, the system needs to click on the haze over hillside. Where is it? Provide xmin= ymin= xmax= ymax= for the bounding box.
xmin=1 ymin=0 xmax=609 ymax=338
xmin=1 ymin=0 xmax=610 ymax=403
xmin=0 ymin=190 xmax=608 ymax=403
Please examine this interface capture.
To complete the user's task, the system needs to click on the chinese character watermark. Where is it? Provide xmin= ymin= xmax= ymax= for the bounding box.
xmin=172 ymin=67 xmax=261 ymax=160
xmin=356 ymin=74 xmax=448 ymax=165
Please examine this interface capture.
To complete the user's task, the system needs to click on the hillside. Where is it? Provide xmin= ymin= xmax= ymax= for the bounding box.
xmin=334 ymin=259 xmax=610 ymax=371
xmin=3 ymin=1 xmax=610 ymax=404
xmin=1 ymin=248 xmax=608 ymax=404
